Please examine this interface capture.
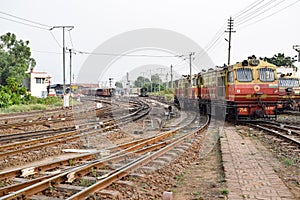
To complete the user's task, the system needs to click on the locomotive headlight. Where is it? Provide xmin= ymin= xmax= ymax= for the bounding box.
xmin=285 ymin=88 xmax=293 ymax=93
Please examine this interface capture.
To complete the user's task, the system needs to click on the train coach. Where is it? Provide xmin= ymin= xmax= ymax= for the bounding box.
xmin=95 ymin=88 xmax=115 ymax=97
xmin=277 ymin=67 xmax=300 ymax=112
xmin=175 ymin=56 xmax=279 ymax=120
xmin=138 ymin=87 xmax=148 ymax=97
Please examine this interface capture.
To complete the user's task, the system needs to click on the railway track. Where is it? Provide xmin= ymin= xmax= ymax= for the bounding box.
xmin=0 ymin=101 xmax=113 ymax=132
xmin=281 ymin=110 xmax=300 ymax=116
xmin=0 ymin=111 xmax=208 ymax=199
xmin=0 ymin=99 xmax=151 ymax=161
xmin=248 ymin=121 xmax=300 ymax=148
xmin=247 ymin=121 xmax=300 ymax=164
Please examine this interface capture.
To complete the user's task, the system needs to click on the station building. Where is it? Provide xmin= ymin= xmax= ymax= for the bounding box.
xmin=23 ymin=69 xmax=51 ymax=98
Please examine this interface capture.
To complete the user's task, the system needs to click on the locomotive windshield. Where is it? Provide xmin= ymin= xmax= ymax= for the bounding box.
xmin=236 ymin=68 xmax=253 ymax=82
xmin=259 ymin=68 xmax=275 ymax=82
xmin=278 ymin=78 xmax=299 ymax=87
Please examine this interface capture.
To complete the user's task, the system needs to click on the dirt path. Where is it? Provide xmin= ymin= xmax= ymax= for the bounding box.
xmin=173 ymin=133 xmax=227 ymax=200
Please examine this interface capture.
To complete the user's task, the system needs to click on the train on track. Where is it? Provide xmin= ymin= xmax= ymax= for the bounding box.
xmin=81 ymin=88 xmax=115 ymax=97
xmin=277 ymin=66 xmax=300 ymax=112
xmin=138 ymin=87 xmax=148 ymax=97
xmin=174 ymin=55 xmax=285 ymax=121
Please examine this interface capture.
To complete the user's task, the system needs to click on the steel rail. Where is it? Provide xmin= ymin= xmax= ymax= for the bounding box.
xmin=67 ymin=115 xmax=209 ymax=200
xmin=0 ymin=113 xmax=206 ymax=199
xmin=0 ymin=99 xmax=148 ymax=156
xmin=248 ymin=123 xmax=300 ymax=147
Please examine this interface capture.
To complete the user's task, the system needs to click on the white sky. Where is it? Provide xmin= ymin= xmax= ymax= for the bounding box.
xmin=1 ymin=0 xmax=300 ymax=84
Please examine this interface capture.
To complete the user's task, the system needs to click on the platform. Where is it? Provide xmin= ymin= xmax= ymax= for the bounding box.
xmin=220 ymin=126 xmax=295 ymax=200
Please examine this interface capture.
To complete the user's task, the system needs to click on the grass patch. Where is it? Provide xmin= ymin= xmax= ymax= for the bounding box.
xmin=192 ymin=191 xmax=201 ymax=196
xmin=282 ymin=158 xmax=294 ymax=166
xmin=219 ymin=176 xmax=226 ymax=183
xmin=79 ymin=179 xmax=95 ymax=187
xmin=175 ymin=172 xmax=185 ymax=181
xmin=220 ymin=188 xmax=229 ymax=195
xmin=0 ymin=96 xmax=81 ymax=114
xmin=0 ymin=104 xmax=48 ymax=113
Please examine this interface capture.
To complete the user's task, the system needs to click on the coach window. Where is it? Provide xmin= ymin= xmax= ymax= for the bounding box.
xmin=192 ymin=77 xmax=197 ymax=86
xmin=259 ymin=68 xmax=275 ymax=82
xmin=236 ymin=68 xmax=252 ymax=82
xmin=228 ymin=71 xmax=234 ymax=83
xmin=278 ymin=78 xmax=299 ymax=87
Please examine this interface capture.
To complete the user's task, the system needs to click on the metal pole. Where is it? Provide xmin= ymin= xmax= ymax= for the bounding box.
xmin=188 ymin=52 xmax=195 ymax=87
xmin=50 ymin=26 xmax=74 ymax=107
xmin=69 ymin=49 xmax=72 ymax=85
xmin=225 ymin=17 xmax=235 ymax=66
xmin=171 ymin=65 xmax=173 ymax=89
xmin=62 ymin=27 xmax=66 ymax=95
xmin=189 ymin=53 xmax=192 ymax=87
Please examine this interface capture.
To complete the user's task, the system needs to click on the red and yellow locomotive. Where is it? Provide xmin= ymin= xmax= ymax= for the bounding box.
xmin=277 ymin=66 xmax=300 ymax=111
xmin=175 ymin=56 xmax=279 ymax=120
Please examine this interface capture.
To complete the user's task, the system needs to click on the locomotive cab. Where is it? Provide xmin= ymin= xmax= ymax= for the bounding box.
xmin=227 ymin=56 xmax=278 ymax=120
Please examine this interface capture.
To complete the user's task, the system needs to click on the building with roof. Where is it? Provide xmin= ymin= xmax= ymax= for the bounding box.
xmin=23 ymin=69 xmax=51 ymax=98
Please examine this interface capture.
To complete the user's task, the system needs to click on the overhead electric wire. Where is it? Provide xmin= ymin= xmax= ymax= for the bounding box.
xmin=49 ymin=31 xmax=62 ymax=48
xmin=68 ymin=30 xmax=74 ymax=49
xmin=74 ymin=49 xmax=184 ymax=58
xmin=236 ymin=0 xmax=287 ymax=26
xmin=204 ymin=23 xmax=227 ymax=52
xmin=235 ymin=0 xmax=278 ymax=24
xmin=233 ymin=0 xmax=266 ymax=18
xmin=0 ymin=11 xmax=51 ymax=28
xmin=32 ymin=49 xmax=61 ymax=54
xmin=235 ymin=0 xmax=277 ymax=22
xmin=0 ymin=15 xmax=49 ymax=30
xmin=0 ymin=10 xmax=69 ymax=52
xmin=238 ymin=0 xmax=300 ymax=29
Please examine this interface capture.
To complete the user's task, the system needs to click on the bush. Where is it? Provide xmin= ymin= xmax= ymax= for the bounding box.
xmin=149 ymin=88 xmax=175 ymax=101
xmin=0 ymin=91 xmax=12 ymax=108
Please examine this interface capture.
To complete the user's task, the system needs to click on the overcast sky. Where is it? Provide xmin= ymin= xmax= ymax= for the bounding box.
xmin=1 ymin=0 xmax=300 ymax=85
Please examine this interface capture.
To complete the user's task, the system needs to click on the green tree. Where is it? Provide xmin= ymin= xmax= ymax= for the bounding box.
xmin=0 ymin=32 xmax=36 ymax=85
xmin=151 ymin=74 xmax=161 ymax=84
xmin=261 ymin=53 xmax=296 ymax=67
xmin=115 ymin=81 xmax=123 ymax=88
xmin=0 ymin=77 xmax=30 ymax=108
xmin=134 ymin=76 xmax=150 ymax=87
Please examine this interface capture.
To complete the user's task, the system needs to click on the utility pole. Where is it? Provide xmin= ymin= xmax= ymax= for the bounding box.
xmin=148 ymin=69 xmax=153 ymax=92
xmin=293 ymin=45 xmax=300 ymax=62
xmin=109 ymin=78 xmax=113 ymax=88
xmin=141 ymin=72 xmax=147 ymax=87
xmin=165 ymin=72 xmax=168 ymax=89
xmin=126 ymin=72 xmax=130 ymax=94
xmin=170 ymin=65 xmax=173 ymax=89
xmin=50 ymin=26 xmax=74 ymax=107
xmin=157 ymin=68 xmax=165 ymax=91
xmin=66 ymin=48 xmax=76 ymax=86
xmin=189 ymin=52 xmax=195 ymax=87
xmin=225 ymin=17 xmax=235 ymax=66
